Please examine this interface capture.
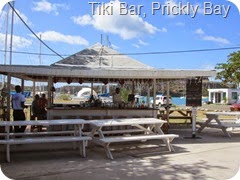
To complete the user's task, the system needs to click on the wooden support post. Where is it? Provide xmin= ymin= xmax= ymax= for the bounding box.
xmin=7 ymin=74 xmax=11 ymax=121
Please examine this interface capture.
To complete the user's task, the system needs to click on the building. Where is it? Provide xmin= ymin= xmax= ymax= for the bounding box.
xmin=0 ymin=43 xmax=216 ymax=120
xmin=208 ymin=88 xmax=240 ymax=104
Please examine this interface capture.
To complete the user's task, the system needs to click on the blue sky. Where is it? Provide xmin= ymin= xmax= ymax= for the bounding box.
xmin=0 ymin=0 xmax=240 ymax=70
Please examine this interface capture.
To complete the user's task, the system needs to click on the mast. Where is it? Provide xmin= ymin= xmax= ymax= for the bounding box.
xmin=9 ymin=1 xmax=15 ymax=65
xmin=39 ymin=34 xmax=42 ymax=65
xmin=6 ymin=2 xmax=15 ymax=121
xmin=3 ymin=5 xmax=10 ymax=88
xmin=39 ymin=34 xmax=42 ymax=92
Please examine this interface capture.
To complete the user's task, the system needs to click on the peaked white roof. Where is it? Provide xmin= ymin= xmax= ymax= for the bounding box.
xmin=0 ymin=43 xmax=216 ymax=82
xmin=51 ymin=43 xmax=153 ymax=70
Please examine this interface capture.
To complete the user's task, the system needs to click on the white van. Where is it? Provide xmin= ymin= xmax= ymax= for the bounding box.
xmin=151 ymin=95 xmax=172 ymax=107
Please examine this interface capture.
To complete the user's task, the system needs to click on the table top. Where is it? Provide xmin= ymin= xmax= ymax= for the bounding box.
xmin=205 ymin=112 xmax=240 ymax=116
xmin=159 ymin=109 xmax=192 ymax=113
xmin=89 ymin=118 xmax=166 ymax=127
xmin=0 ymin=119 xmax=88 ymax=126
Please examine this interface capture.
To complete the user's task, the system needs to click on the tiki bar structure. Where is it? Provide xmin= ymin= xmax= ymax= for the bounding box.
xmin=0 ymin=43 xmax=216 ymax=121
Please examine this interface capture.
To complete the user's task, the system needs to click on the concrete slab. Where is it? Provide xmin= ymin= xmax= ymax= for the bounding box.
xmin=1 ymin=127 xmax=240 ymax=180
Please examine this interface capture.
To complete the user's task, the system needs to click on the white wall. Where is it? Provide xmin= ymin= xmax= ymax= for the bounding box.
xmin=208 ymin=88 xmax=240 ymax=104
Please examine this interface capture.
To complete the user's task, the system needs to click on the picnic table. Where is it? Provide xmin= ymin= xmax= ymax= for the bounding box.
xmin=158 ymin=109 xmax=192 ymax=123
xmin=0 ymin=119 xmax=92 ymax=162
xmin=89 ymin=118 xmax=179 ymax=159
xmin=197 ymin=112 xmax=240 ymax=137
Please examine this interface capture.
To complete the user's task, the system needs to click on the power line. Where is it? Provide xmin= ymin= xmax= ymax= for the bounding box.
xmin=1 ymin=46 xmax=240 ymax=57
xmin=4 ymin=3 xmax=240 ymax=58
xmin=0 ymin=49 xmax=68 ymax=56
xmin=8 ymin=2 xmax=64 ymax=59
xmin=124 ymin=46 xmax=240 ymax=55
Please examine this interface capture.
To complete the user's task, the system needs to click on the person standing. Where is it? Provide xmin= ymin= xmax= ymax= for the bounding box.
xmin=31 ymin=94 xmax=40 ymax=120
xmin=31 ymin=94 xmax=40 ymax=132
xmin=38 ymin=93 xmax=48 ymax=120
xmin=113 ymin=87 xmax=123 ymax=108
xmin=11 ymin=85 xmax=27 ymax=133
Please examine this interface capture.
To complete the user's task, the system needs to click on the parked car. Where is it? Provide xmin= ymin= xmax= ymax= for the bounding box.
xmin=151 ymin=95 xmax=172 ymax=108
xmin=230 ymin=103 xmax=240 ymax=111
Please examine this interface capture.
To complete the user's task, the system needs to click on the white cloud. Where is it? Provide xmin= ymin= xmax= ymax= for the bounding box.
xmin=194 ymin=28 xmax=230 ymax=45
xmin=71 ymin=0 xmax=162 ymax=40
xmin=0 ymin=9 xmax=32 ymax=26
xmin=35 ymin=31 xmax=89 ymax=46
xmin=138 ymin=40 xmax=148 ymax=46
xmin=202 ymin=35 xmax=230 ymax=45
xmin=176 ymin=22 xmax=185 ymax=26
xmin=71 ymin=15 xmax=93 ymax=26
xmin=194 ymin=28 xmax=204 ymax=35
xmin=32 ymin=0 xmax=69 ymax=15
xmin=131 ymin=39 xmax=149 ymax=49
xmin=159 ymin=27 xmax=167 ymax=32
xmin=0 ymin=33 xmax=32 ymax=49
xmin=132 ymin=44 xmax=140 ymax=48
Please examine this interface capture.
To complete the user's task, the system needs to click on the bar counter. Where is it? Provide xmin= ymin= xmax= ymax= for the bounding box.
xmin=47 ymin=106 xmax=158 ymax=120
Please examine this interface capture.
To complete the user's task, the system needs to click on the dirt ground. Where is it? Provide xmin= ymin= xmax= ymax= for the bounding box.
xmin=1 ymin=127 xmax=240 ymax=180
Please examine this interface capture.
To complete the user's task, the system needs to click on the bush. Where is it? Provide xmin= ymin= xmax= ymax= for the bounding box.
xmin=59 ymin=94 xmax=71 ymax=101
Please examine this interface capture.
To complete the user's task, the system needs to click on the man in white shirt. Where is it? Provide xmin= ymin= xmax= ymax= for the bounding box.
xmin=11 ymin=85 xmax=27 ymax=133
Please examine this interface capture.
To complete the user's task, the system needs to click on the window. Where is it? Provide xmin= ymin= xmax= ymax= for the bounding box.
xmin=210 ymin=92 xmax=214 ymax=101
xmin=163 ymin=97 xmax=172 ymax=100
xmin=223 ymin=92 xmax=226 ymax=99
xmin=232 ymin=92 xmax=238 ymax=100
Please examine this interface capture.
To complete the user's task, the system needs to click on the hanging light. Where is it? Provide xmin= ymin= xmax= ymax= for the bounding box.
xmin=53 ymin=77 xmax=58 ymax=83
xmin=78 ymin=78 xmax=83 ymax=84
xmin=66 ymin=77 xmax=72 ymax=84
xmin=119 ymin=79 xmax=124 ymax=85
xmin=102 ymin=79 xmax=108 ymax=85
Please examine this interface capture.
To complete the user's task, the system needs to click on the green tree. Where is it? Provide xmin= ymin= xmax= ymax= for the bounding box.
xmin=215 ymin=51 xmax=240 ymax=88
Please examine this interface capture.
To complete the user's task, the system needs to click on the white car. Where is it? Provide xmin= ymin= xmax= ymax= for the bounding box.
xmin=151 ymin=95 xmax=172 ymax=107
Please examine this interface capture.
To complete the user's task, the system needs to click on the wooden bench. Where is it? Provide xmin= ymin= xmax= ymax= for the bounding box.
xmin=95 ymin=134 xmax=179 ymax=159
xmin=84 ymin=129 xmax=144 ymax=136
xmin=0 ymin=130 xmax=75 ymax=137
xmin=0 ymin=119 xmax=92 ymax=162
xmin=0 ymin=136 xmax=92 ymax=162
xmin=201 ymin=122 xmax=240 ymax=128
xmin=158 ymin=114 xmax=192 ymax=123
